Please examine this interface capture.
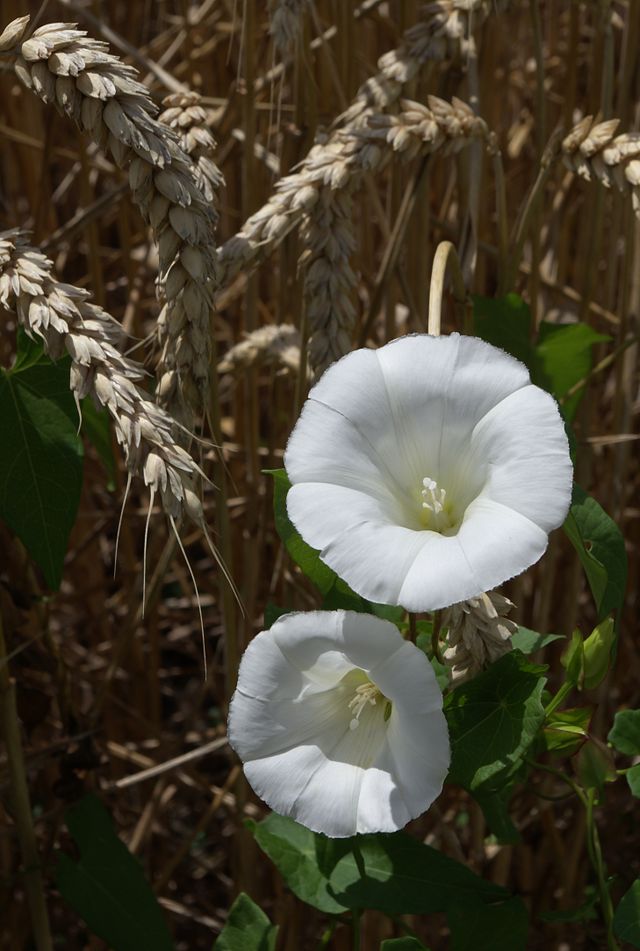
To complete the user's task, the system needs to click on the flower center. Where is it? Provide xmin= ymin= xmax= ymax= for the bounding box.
xmin=348 ymin=681 xmax=384 ymax=730
xmin=420 ymin=476 xmax=456 ymax=532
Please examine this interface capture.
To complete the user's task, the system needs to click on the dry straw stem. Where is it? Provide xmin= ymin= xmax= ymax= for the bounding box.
xmin=442 ymin=590 xmax=517 ymax=683
xmin=0 ymin=229 xmax=206 ymax=526
xmin=562 ymin=115 xmax=640 ymax=217
xmin=217 ymin=323 xmax=305 ymax=378
xmin=7 ymin=16 xmax=219 ymax=424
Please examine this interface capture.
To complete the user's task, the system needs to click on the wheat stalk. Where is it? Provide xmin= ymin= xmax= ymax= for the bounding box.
xmin=0 ymin=229 xmax=206 ymax=527
xmin=562 ymin=115 xmax=640 ymax=217
xmin=5 ymin=16 xmax=219 ymax=425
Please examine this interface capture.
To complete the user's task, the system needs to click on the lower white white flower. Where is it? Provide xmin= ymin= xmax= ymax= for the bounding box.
xmin=228 ymin=610 xmax=450 ymax=838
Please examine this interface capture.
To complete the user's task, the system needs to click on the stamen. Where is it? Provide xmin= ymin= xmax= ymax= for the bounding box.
xmin=348 ymin=681 xmax=381 ymax=730
xmin=421 ymin=476 xmax=454 ymax=532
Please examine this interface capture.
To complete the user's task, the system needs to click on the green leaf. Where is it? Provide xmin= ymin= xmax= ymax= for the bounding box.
xmin=560 ymin=629 xmax=585 ymax=688
xmin=214 ymin=893 xmax=278 ymax=951
xmin=81 ymin=397 xmax=116 ymax=487
xmin=533 ymin=322 xmax=609 ymax=421
xmin=263 ymin=602 xmax=290 ymax=629
xmin=473 ymin=786 xmax=520 ymax=845
xmin=576 ymin=739 xmax=617 ymax=793
xmin=614 ymin=879 xmax=640 ymax=948
xmin=381 ymin=939 xmax=430 ymax=951
xmin=626 ymin=764 xmax=640 ymax=798
xmin=247 ymin=813 xmax=347 ymax=915
xmin=563 ymin=485 xmax=627 ymax=620
xmin=543 ymin=707 xmax=592 ymax=755
xmin=445 ymin=652 xmax=547 ymax=793
xmin=582 ymin=618 xmax=616 ymax=690
xmin=511 ymin=627 xmax=564 ymax=655
xmin=608 ymin=710 xmax=640 ymax=757
xmin=327 ymin=833 xmax=508 ymax=914
xmin=0 ymin=351 xmax=83 ymax=589
xmin=472 ymin=294 xmax=534 ymax=368
xmin=447 ymin=894 xmax=528 ymax=951
xmin=539 ymin=887 xmax=599 ymax=923
xmin=54 ymin=794 xmax=173 ymax=951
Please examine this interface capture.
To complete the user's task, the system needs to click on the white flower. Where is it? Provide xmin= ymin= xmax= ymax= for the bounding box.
xmin=228 ymin=610 xmax=450 ymax=837
xmin=285 ymin=333 xmax=572 ymax=612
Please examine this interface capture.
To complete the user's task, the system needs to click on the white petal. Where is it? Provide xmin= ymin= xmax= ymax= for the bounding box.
xmin=457 ymin=496 xmax=549 ymax=591
xmin=396 ymin=532 xmax=481 ymax=612
xmin=310 ymin=517 xmax=431 ymax=605
xmin=469 ymin=384 xmax=573 ymax=531
xmin=284 ymin=396 xmax=412 ymax=514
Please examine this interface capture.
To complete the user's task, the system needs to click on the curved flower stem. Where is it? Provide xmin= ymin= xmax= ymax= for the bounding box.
xmin=428 ymin=242 xmax=469 ymax=336
xmin=0 ymin=611 xmax=53 ymax=951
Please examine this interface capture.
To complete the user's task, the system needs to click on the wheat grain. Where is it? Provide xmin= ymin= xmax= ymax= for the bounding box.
xmin=442 ymin=590 xmax=517 ymax=683
xmin=0 ymin=229 xmax=206 ymax=526
xmin=7 ymin=17 xmax=219 ymax=424
xmin=562 ymin=115 xmax=640 ymax=217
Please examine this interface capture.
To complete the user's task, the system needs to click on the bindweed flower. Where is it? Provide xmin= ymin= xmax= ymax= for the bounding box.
xmin=228 ymin=610 xmax=450 ymax=837
xmin=285 ymin=334 xmax=573 ymax=612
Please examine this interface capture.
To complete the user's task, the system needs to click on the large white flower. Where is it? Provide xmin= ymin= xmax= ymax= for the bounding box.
xmin=228 ymin=610 xmax=450 ymax=837
xmin=285 ymin=333 xmax=572 ymax=612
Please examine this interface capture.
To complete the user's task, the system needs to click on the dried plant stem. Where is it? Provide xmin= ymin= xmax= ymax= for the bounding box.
xmin=428 ymin=241 xmax=468 ymax=335
xmin=0 ymin=613 xmax=53 ymax=951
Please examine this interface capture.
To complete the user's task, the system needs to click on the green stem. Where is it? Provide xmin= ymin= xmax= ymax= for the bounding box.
xmin=544 ymin=679 xmax=574 ymax=717
xmin=586 ymin=789 xmax=619 ymax=951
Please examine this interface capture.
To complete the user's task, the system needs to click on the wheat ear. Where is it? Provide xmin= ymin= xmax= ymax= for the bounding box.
xmin=219 ymin=96 xmax=494 ymax=291
xmin=562 ymin=116 xmax=640 ymax=217
xmin=218 ymin=324 xmax=304 ymax=377
xmin=6 ymin=16 xmax=218 ymax=425
xmin=269 ymin=0 xmax=310 ymax=56
xmin=339 ymin=0 xmax=506 ymax=126
xmin=0 ymin=229 xmax=206 ymax=526
xmin=159 ymin=92 xmax=224 ymax=207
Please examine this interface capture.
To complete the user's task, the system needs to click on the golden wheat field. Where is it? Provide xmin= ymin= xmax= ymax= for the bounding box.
xmin=0 ymin=1 xmax=638 ymax=949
